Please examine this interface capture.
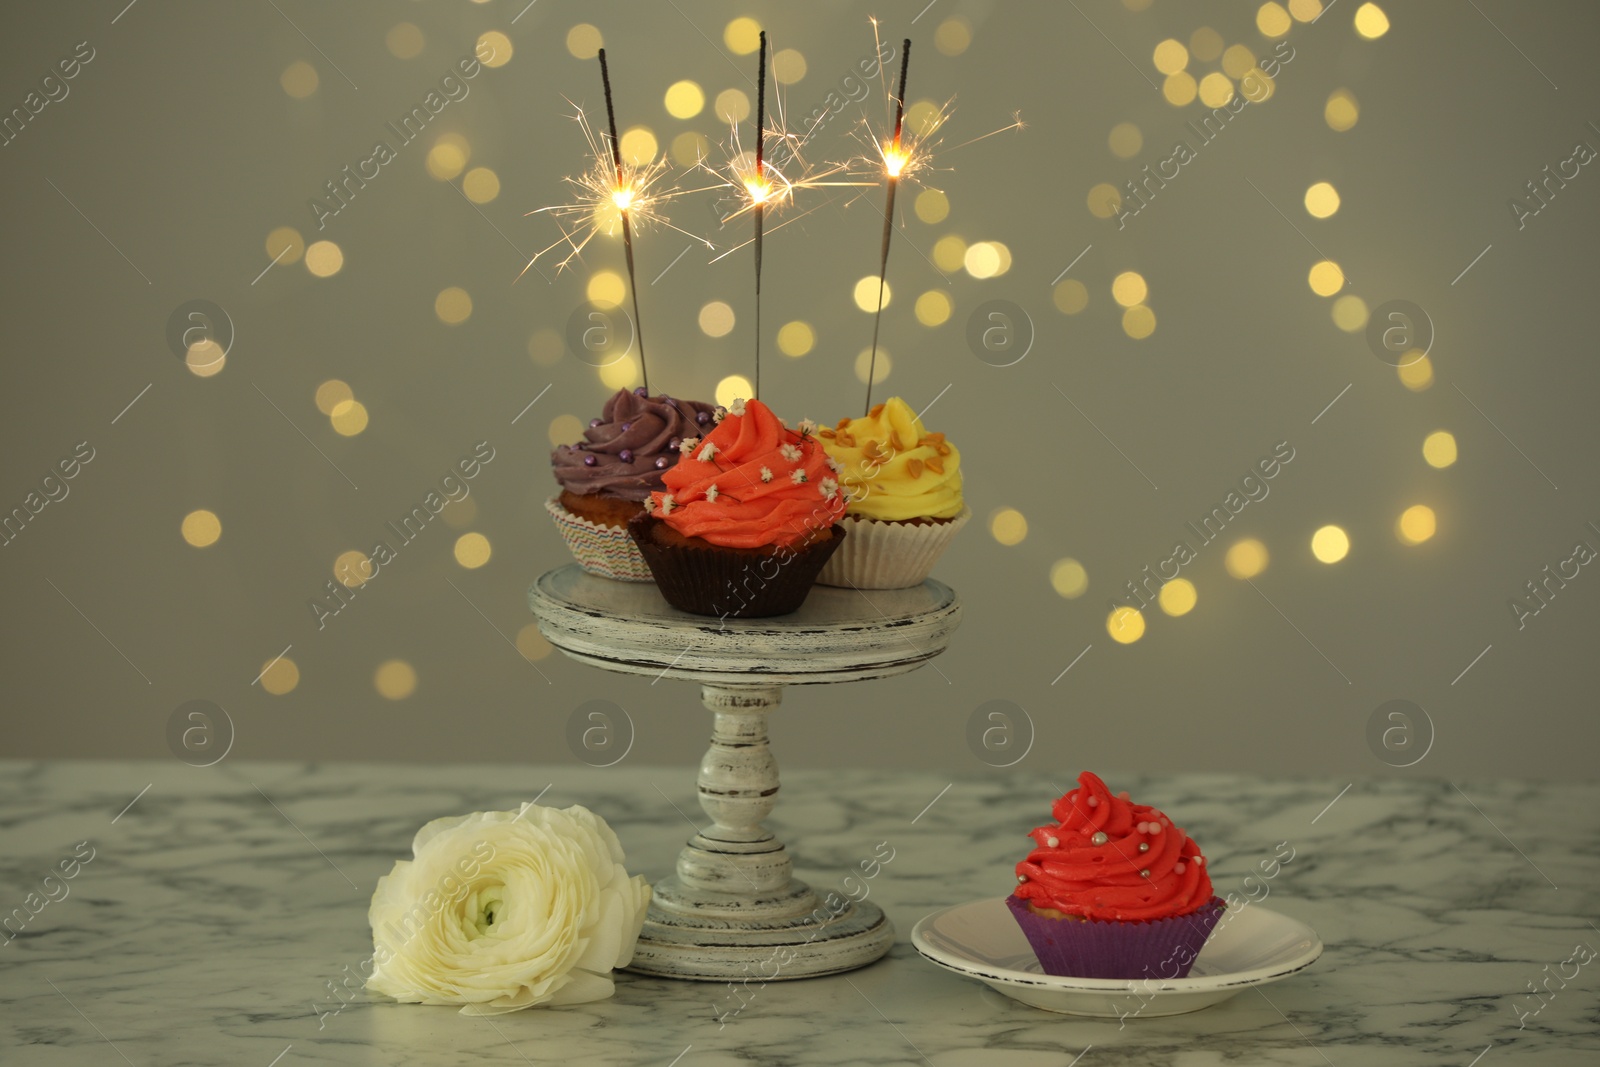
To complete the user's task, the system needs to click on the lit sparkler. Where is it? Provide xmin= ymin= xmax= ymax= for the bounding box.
xmin=523 ymin=51 xmax=711 ymax=390
xmin=862 ymin=37 xmax=912 ymax=416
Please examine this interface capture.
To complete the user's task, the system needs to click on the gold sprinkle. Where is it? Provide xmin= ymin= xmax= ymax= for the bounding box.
xmin=869 ymin=403 xmax=885 ymax=419
xmin=925 ymin=431 xmax=945 ymax=444
xmin=819 ymin=428 xmax=835 ymax=439
xmin=935 ymin=443 xmax=951 ymax=456
xmin=836 ymin=417 xmax=851 ymax=431
xmin=926 ymin=456 xmax=944 ymax=474
xmin=862 ymin=440 xmax=883 ymax=460
xmin=889 ymin=430 xmax=905 ymax=452
xmin=906 ymin=458 xmax=924 ymax=478
xmin=835 ymin=431 xmax=856 ymax=447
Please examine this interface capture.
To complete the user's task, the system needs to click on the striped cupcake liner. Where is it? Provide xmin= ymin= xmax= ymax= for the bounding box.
xmin=544 ymin=497 xmax=654 ymax=582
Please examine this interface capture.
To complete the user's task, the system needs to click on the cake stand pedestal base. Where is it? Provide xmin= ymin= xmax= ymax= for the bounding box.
xmin=626 ymin=684 xmax=892 ymax=981
xmin=528 ymin=565 xmax=961 ymax=982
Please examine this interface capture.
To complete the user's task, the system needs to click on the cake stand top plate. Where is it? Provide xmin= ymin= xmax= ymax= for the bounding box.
xmin=529 ymin=565 xmax=961 ymax=687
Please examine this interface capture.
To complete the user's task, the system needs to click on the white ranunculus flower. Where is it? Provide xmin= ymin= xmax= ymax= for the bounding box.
xmin=367 ymin=803 xmax=651 ymax=1015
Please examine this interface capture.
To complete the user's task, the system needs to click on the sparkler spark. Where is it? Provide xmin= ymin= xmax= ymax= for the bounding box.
xmin=521 ymin=101 xmax=709 ymax=279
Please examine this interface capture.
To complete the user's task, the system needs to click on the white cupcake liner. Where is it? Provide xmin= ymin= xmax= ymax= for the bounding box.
xmin=544 ymin=496 xmax=653 ymax=582
xmin=816 ymin=506 xmax=970 ymax=589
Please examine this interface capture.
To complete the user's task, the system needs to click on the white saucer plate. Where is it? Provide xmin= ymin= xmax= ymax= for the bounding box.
xmin=910 ymin=897 xmax=1323 ymax=1018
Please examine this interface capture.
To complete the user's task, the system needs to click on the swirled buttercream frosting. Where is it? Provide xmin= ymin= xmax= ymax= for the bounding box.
xmin=1013 ymin=771 xmax=1215 ymax=921
xmin=645 ymin=398 xmax=846 ymax=549
xmin=551 ymin=388 xmax=718 ymax=502
xmin=818 ymin=397 xmax=963 ymax=521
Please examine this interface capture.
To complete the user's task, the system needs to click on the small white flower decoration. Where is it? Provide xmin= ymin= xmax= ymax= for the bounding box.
xmin=706 ymin=484 xmax=719 ymax=502
xmin=759 ymin=466 xmax=773 ymax=482
xmin=790 ymin=469 xmax=808 ymax=485
xmin=729 ymin=398 xmax=746 ymax=416
xmin=660 ymin=494 xmax=676 ymax=515
xmin=825 ymin=456 xmax=843 ymax=473
xmin=797 ymin=418 xmax=816 ymax=436
xmin=643 ymin=496 xmax=656 ymax=513
xmin=712 ymin=406 xmax=727 ymax=423
xmin=778 ymin=443 xmax=802 ymax=463
xmin=697 ymin=441 xmax=718 ymax=462
xmin=678 ymin=437 xmax=699 ymax=455
xmin=820 ymin=477 xmax=839 ymax=500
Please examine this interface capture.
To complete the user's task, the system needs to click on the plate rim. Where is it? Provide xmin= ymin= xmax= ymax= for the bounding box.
xmin=909 ymin=896 xmax=1323 ymax=994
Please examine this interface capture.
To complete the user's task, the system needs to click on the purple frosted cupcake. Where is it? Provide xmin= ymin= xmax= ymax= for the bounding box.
xmin=548 ymin=387 xmax=717 ymax=581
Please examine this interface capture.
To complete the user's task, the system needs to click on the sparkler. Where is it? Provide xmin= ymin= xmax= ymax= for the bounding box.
xmin=523 ymin=53 xmax=712 ymax=391
xmin=863 ymin=38 xmax=912 ymax=415
xmin=596 ymin=49 xmax=651 ymax=392
xmin=753 ymin=31 xmax=769 ymax=399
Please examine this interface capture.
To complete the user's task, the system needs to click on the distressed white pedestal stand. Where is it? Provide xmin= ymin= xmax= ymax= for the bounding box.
xmin=529 ymin=564 xmax=960 ymax=981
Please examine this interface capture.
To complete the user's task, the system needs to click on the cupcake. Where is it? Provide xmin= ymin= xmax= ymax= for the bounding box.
xmin=628 ymin=398 xmax=847 ymax=618
xmin=815 ymin=397 xmax=969 ymax=589
xmin=1008 ymin=771 xmax=1224 ymax=980
xmin=548 ymin=387 xmax=717 ymax=581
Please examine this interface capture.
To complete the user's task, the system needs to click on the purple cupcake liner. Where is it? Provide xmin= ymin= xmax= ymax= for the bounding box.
xmin=1006 ymin=895 xmax=1225 ymax=980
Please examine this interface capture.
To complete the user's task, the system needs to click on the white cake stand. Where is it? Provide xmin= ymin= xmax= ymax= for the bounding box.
xmin=529 ymin=564 xmax=961 ymax=981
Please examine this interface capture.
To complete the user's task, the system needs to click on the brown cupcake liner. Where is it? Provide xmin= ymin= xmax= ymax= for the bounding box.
xmin=545 ymin=497 xmax=654 ymax=582
xmin=626 ymin=514 xmax=845 ymax=618
xmin=816 ymin=507 xmax=970 ymax=589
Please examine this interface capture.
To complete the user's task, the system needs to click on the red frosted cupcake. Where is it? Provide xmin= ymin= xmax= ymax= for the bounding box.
xmin=628 ymin=398 xmax=846 ymax=618
xmin=1008 ymin=772 xmax=1224 ymax=980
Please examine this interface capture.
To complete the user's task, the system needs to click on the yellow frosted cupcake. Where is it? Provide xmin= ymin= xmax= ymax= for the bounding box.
xmin=814 ymin=397 xmax=969 ymax=589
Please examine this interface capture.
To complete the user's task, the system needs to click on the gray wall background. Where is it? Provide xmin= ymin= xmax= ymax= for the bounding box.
xmin=2 ymin=1 xmax=1596 ymax=779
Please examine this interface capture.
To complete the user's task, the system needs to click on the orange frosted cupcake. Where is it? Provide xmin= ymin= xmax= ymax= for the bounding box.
xmin=627 ymin=398 xmax=846 ymax=618
xmin=1008 ymin=772 xmax=1224 ymax=979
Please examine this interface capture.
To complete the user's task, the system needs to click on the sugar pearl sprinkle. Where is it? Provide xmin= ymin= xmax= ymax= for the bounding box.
xmin=1017 ymin=874 xmax=1027 ymax=883
xmin=1087 ymin=796 xmax=1098 ymax=808
xmin=1174 ymin=862 xmax=1186 ymax=874
xmin=1046 ymin=836 xmax=1060 ymax=848
xmin=1138 ymin=842 xmax=1150 ymax=853
xmin=1139 ymin=869 xmax=1151 ymax=878
xmin=1090 ymin=831 xmax=1108 ymax=846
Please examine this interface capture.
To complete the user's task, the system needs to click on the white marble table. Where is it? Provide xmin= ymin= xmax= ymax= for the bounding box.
xmin=1 ymin=762 xmax=1596 ymax=1066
